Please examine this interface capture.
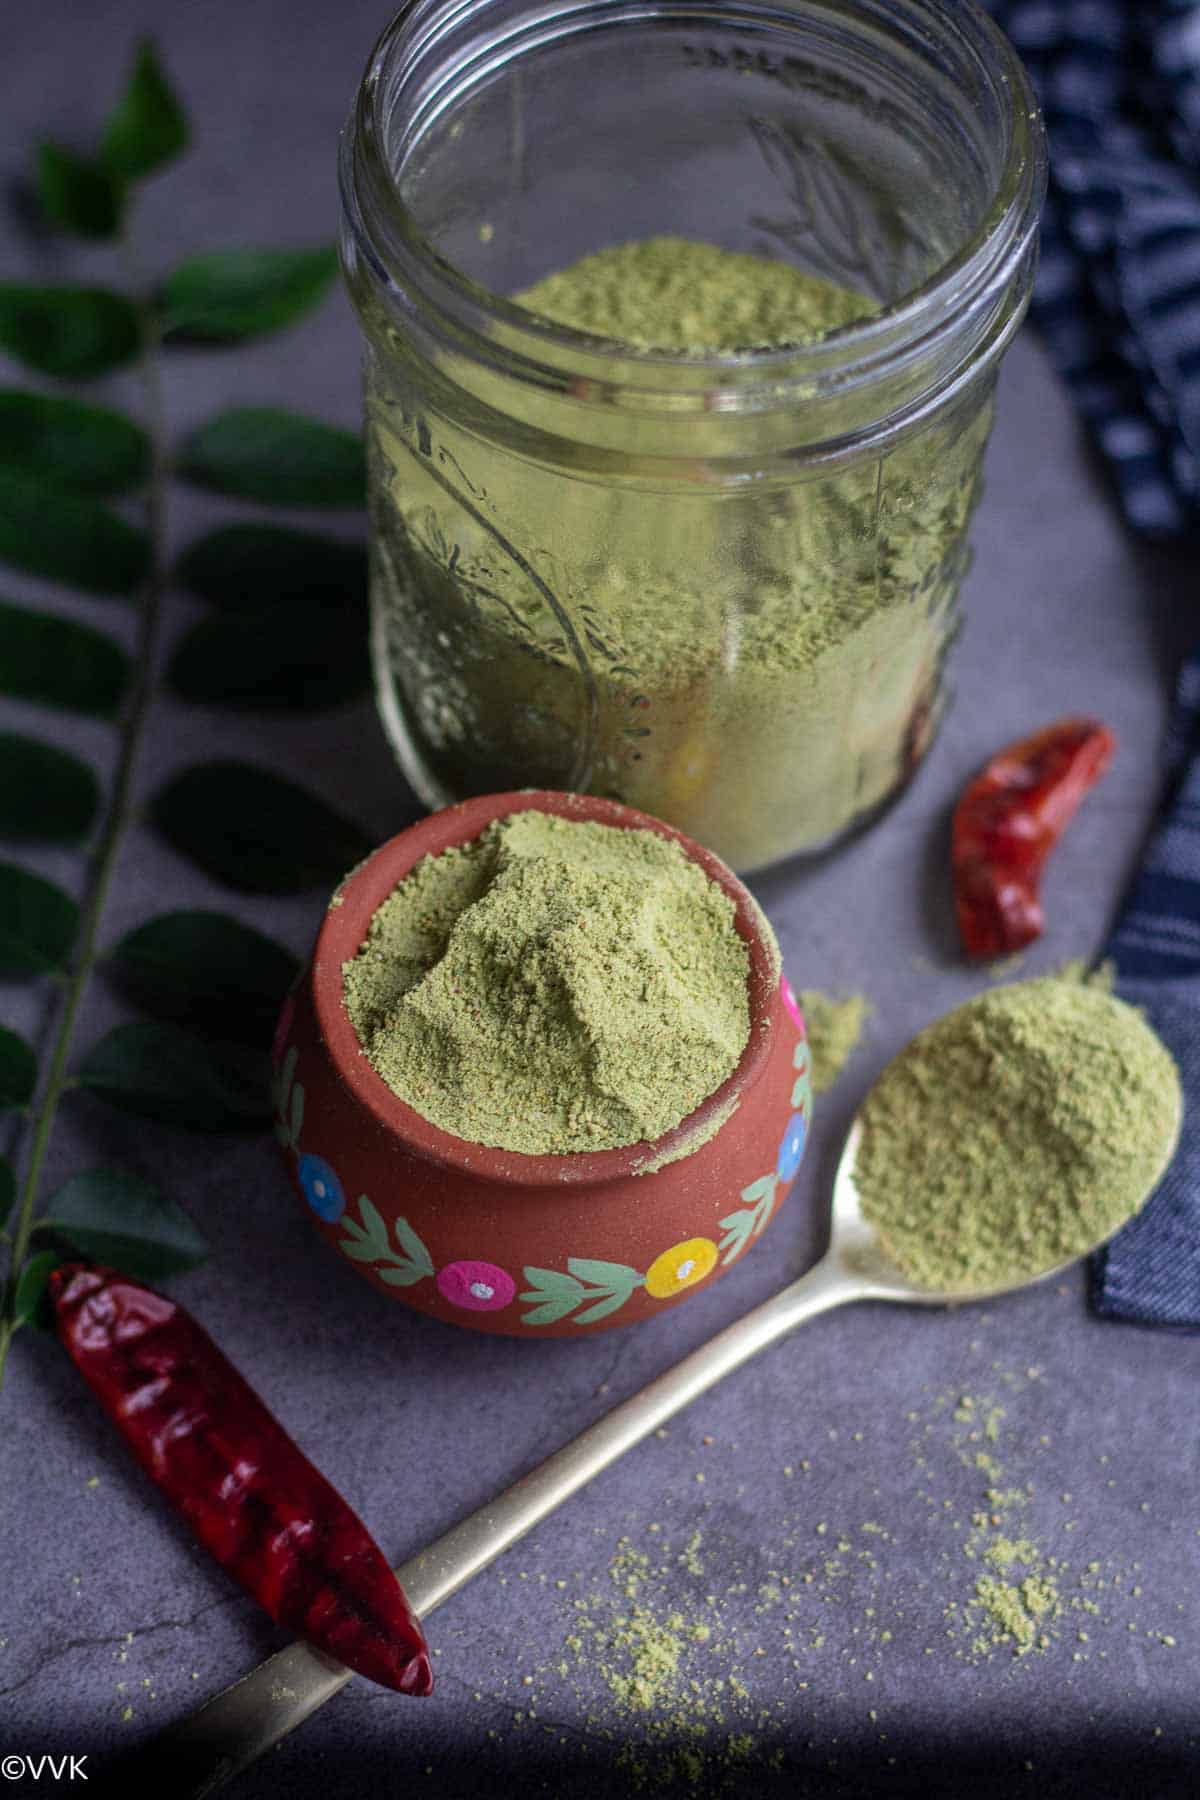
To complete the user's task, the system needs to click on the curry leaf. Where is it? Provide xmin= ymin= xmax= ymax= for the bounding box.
xmin=152 ymin=760 xmax=375 ymax=894
xmin=0 ymin=734 xmax=100 ymax=843
xmin=176 ymin=524 xmax=366 ymax=613
xmin=0 ymin=391 xmax=150 ymax=496
xmin=76 ymin=1023 xmax=271 ymax=1132
xmin=0 ymin=1027 xmax=37 ymax=1110
xmin=162 ymin=246 xmax=338 ymax=343
xmin=101 ymin=38 xmax=189 ymax=181
xmin=39 ymin=1167 xmax=209 ymax=1278
xmin=0 ymin=863 xmax=78 ymax=976
xmin=179 ymin=408 xmax=366 ymax=508
xmin=168 ymin=599 xmax=369 ymax=712
xmin=35 ymin=142 xmax=124 ymax=239
xmin=0 ymin=1157 xmax=14 ymax=1231
xmin=108 ymin=910 xmax=298 ymax=1049
xmin=13 ymin=1251 xmax=60 ymax=1329
xmin=0 ymin=468 xmax=149 ymax=596
xmin=0 ymin=284 xmax=141 ymax=380
xmin=0 ymin=602 xmax=130 ymax=717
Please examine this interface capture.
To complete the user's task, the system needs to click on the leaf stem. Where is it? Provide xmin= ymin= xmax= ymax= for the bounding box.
xmin=0 ymin=241 xmax=170 ymax=1389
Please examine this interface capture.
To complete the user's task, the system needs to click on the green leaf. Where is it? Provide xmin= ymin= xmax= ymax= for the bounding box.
xmin=0 ymin=468 xmax=149 ymax=597
xmin=0 ymin=602 xmax=130 ymax=717
xmin=378 ymin=1263 xmax=428 ymax=1287
xmin=355 ymin=1195 xmax=389 ymax=1248
xmin=76 ymin=1022 xmax=270 ymax=1133
xmin=573 ymin=1290 xmax=635 ymax=1326
xmin=40 ymin=1167 xmax=209 ymax=1279
xmin=0 ymin=284 xmax=141 ymax=381
xmin=176 ymin=524 xmax=366 ymax=614
xmin=0 ymin=734 xmax=100 ymax=844
xmin=0 ymin=390 xmax=150 ymax=497
xmin=0 ymin=1027 xmax=37 ymax=1109
xmin=101 ymin=38 xmax=188 ymax=181
xmin=35 ymin=142 xmax=124 ymax=239
xmin=0 ymin=862 xmax=78 ymax=975
xmin=151 ymin=760 xmax=374 ymax=895
xmin=566 ymin=1257 xmax=641 ymax=1290
xmin=168 ymin=600 xmax=369 ymax=712
xmin=340 ymin=1236 xmax=387 ymax=1264
xmin=392 ymin=1216 xmax=434 ymax=1279
xmin=13 ymin=1250 xmax=60 ymax=1329
xmin=740 ymin=1175 xmax=776 ymax=1204
xmin=519 ymin=1297 xmax=580 ymax=1328
xmin=162 ymin=246 xmax=338 ymax=343
xmin=108 ymin=909 xmax=299 ymax=1049
xmin=0 ymin=1157 xmax=14 ymax=1230
xmin=179 ymin=409 xmax=366 ymax=509
xmin=519 ymin=1268 xmax=584 ymax=1302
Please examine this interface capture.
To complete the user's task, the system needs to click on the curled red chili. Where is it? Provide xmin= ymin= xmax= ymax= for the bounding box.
xmin=952 ymin=717 xmax=1116 ymax=960
xmin=50 ymin=1263 xmax=432 ymax=1696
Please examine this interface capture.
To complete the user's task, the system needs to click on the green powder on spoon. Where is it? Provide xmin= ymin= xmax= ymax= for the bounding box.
xmin=853 ymin=977 xmax=1181 ymax=1293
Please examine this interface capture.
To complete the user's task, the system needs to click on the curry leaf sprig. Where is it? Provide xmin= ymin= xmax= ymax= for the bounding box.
xmin=0 ymin=39 xmax=378 ymax=1382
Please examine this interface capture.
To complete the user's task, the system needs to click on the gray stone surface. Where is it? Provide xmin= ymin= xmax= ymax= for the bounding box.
xmin=1 ymin=4 xmax=1197 ymax=1797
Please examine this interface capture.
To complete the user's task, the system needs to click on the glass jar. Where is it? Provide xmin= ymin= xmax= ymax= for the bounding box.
xmin=340 ymin=0 xmax=1046 ymax=872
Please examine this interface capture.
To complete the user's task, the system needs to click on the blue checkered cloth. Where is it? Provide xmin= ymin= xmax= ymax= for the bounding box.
xmin=986 ymin=1 xmax=1200 ymax=1324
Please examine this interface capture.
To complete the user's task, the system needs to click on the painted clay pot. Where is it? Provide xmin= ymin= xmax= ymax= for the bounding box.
xmin=272 ymin=790 xmax=811 ymax=1337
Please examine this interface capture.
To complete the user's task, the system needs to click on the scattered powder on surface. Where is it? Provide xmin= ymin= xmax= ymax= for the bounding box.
xmin=513 ymin=236 xmax=875 ymax=354
xmin=342 ymin=810 xmax=751 ymax=1155
xmin=854 ymin=976 xmax=1180 ymax=1292
xmin=796 ymin=990 xmax=871 ymax=1093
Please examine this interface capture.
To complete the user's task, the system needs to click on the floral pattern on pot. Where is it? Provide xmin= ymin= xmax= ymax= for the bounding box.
xmin=644 ymin=1238 xmax=719 ymax=1299
xmin=781 ymin=978 xmax=807 ymax=1037
xmin=298 ymin=1152 xmax=345 ymax=1223
xmin=437 ymin=1260 xmax=516 ymax=1312
xmin=289 ymin=974 xmax=812 ymax=1328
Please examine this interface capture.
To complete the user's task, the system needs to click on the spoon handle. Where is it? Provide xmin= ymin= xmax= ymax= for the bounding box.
xmin=149 ymin=1256 xmax=858 ymax=1796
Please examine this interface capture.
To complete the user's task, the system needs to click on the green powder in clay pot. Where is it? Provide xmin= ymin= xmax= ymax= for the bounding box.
xmin=342 ymin=811 xmax=753 ymax=1156
xmin=854 ymin=977 xmax=1181 ymax=1293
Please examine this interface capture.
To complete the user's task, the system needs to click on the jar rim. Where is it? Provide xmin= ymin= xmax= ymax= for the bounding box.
xmin=340 ymin=0 xmax=1047 ymax=424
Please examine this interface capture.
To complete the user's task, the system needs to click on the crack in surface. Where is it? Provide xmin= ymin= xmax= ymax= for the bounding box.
xmin=0 ymin=1596 xmax=239 ymax=1703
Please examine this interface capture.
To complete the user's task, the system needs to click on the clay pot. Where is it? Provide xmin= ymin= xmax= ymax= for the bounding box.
xmin=272 ymin=790 xmax=811 ymax=1337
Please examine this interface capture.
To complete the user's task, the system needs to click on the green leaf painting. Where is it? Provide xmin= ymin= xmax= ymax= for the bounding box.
xmin=0 ymin=468 xmax=149 ymax=596
xmin=0 ymin=391 xmax=150 ymax=496
xmin=162 ymin=246 xmax=338 ymax=342
xmin=0 ymin=285 xmax=141 ymax=381
xmin=179 ymin=408 xmax=367 ymax=508
xmin=76 ymin=1023 xmax=271 ymax=1133
xmin=0 ymin=735 xmax=100 ymax=844
xmin=0 ymin=603 xmax=130 ymax=717
xmin=152 ymin=760 xmax=374 ymax=894
xmin=40 ymin=1167 xmax=209 ymax=1279
xmin=0 ymin=863 xmax=78 ymax=976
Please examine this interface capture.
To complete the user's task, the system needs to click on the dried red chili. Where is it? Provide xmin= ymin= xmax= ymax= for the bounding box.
xmin=50 ymin=1263 xmax=432 ymax=1696
xmin=952 ymin=717 xmax=1115 ymax=960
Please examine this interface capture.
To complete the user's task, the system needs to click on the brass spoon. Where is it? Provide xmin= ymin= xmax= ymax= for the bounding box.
xmin=151 ymin=1069 xmax=1181 ymax=1796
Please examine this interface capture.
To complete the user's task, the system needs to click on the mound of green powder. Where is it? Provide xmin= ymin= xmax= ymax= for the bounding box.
xmin=514 ymin=236 xmax=874 ymax=353
xmin=798 ymin=989 xmax=871 ymax=1094
xmin=854 ymin=977 xmax=1181 ymax=1293
xmin=342 ymin=811 xmax=752 ymax=1155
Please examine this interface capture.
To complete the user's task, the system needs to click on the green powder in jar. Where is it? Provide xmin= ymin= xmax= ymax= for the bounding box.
xmin=513 ymin=235 xmax=875 ymax=352
xmin=341 ymin=810 xmax=752 ymax=1155
xmin=853 ymin=978 xmax=1181 ymax=1293
xmin=367 ymin=236 xmax=989 ymax=871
